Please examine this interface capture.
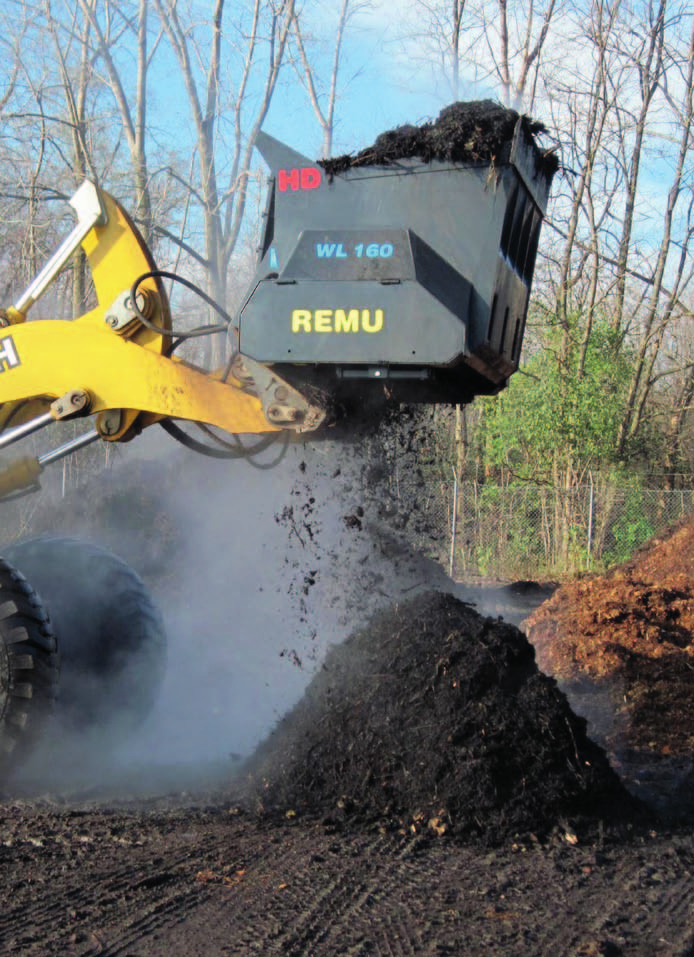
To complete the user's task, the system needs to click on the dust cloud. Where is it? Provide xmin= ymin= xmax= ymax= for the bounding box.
xmin=1 ymin=424 xmax=454 ymax=795
xmin=122 ymin=431 xmax=460 ymax=773
xmin=4 ymin=420 xmax=551 ymax=798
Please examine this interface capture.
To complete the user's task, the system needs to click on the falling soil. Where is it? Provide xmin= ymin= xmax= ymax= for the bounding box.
xmin=243 ymin=591 xmax=639 ymax=845
xmin=319 ymin=99 xmax=558 ymax=177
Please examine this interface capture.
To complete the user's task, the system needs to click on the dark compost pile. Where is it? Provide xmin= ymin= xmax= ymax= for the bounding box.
xmin=244 ymin=592 xmax=638 ymax=844
xmin=319 ymin=99 xmax=558 ymax=177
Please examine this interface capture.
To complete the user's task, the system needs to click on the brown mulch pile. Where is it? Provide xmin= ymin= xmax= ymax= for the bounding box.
xmin=243 ymin=591 xmax=639 ymax=844
xmin=525 ymin=516 xmax=694 ymax=754
xmin=319 ymin=100 xmax=558 ymax=177
xmin=619 ymin=514 xmax=694 ymax=581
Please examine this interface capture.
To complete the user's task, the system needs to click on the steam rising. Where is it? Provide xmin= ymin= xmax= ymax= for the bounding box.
xmin=124 ymin=436 xmax=455 ymax=767
xmin=7 ymin=430 xmax=448 ymax=794
xmin=7 ymin=427 xmax=551 ymax=798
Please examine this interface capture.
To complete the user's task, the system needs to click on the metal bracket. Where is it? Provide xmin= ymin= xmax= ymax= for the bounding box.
xmin=104 ymin=288 xmax=155 ymax=335
xmin=96 ymin=409 xmax=123 ymax=437
xmin=13 ymin=182 xmax=108 ymax=318
xmin=231 ymin=356 xmax=326 ymax=433
xmin=50 ymin=389 xmax=90 ymax=421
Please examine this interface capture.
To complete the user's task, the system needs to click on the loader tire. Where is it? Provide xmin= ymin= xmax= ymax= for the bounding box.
xmin=0 ymin=559 xmax=59 ymax=779
xmin=3 ymin=538 xmax=166 ymax=737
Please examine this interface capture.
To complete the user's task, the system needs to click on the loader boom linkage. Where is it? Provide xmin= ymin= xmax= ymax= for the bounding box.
xmin=0 ymin=182 xmax=326 ymax=496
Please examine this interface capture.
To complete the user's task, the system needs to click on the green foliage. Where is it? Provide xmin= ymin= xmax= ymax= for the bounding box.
xmin=457 ymin=483 xmax=550 ymax=577
xmin=455 ymin=480 xmax=595 ymax=579
xmin=477 ymin=320 xmax=637 ymax=482
xmin=593 ymin=483 xmax=660 ymax=570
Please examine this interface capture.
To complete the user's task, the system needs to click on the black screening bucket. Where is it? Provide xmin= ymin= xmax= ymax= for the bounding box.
xmin=238 ymin=102 xmax=556 ymax=407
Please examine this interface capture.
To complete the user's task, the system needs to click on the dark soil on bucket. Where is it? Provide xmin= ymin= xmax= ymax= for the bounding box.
xmin=319 ymin=99 xmax=558 ymax=176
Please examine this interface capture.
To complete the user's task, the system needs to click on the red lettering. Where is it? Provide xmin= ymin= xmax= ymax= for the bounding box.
xmin=278 ymin=168 xmax=300 ymax=192
xmin=278 ymin=167 xmax=322 ymax=192
xmin=300 ymin=168 xmax=321 ymax=189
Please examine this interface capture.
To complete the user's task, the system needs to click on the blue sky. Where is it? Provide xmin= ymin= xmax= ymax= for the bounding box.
xmin=261 ymin=3 xmax=474 ymax=159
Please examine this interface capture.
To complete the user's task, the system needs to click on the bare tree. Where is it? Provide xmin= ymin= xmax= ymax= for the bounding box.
xmin=609 ymin=0 xmax=667 ymax=337
xmin=0 ymin=19 xmax=22 ymax=115
xmin=399 ymin=0 xmax=557 ymax=109
xmin=395 ymin=0 xmax=471 ymax=101
xmin=291 ymin=0 xmax=369 ymax=155
xmin=542 ymin=0 xmax=627 ymax=368
xmin=43 ymin=0 xmax=100 ymax=313
xmin=494 ymin=0 xmax=558 ymax=109
xmin=0 ymin=0 xmax=300 ymax=336
xmin=396 ymin=0 xmax=694 ymax=479
xmin=74 ymin=0 xmax=164 ymax=244
xmin=615 ymin=15 xmax=694 ymax=456
xmin=150 ymin=0 xmax=296 ymax=315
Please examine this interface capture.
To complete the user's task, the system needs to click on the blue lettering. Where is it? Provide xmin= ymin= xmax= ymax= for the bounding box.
xmin=314 ymin=239 xmax=396 ymax=260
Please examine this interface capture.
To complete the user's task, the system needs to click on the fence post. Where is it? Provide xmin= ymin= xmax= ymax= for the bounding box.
xmin=586 ymin=471 xmax=594 ymax=570
xmin=449 ymin=466 xmax=458 ymax=579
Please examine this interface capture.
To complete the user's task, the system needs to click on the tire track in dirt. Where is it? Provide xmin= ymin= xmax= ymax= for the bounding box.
xmin=142 ymin=828 xmax=440 ymax=957
xmin=0 ymin=859 xmax=137 ymax=940
xmin=0 ymin=847 xmax=215 ymax=956
xmin=89 ymin=886 xmax=215 ymax=957
xmin=562 ymin=851 xmax=694 ymax=956
xmin=269 ymin=832 xmax=426 ymax=957
xmin=90 ymin=821 xmax=299 ymax=957
xmin=0 ymin=808 xmax=228 ymax=956
xmin=577 ymin=863 xmax=694 ymax=956
xmin=4 ymin=803 xmax=694 ymax=956
xmin=95 ymin=825 xmax=429 ymax=957
xmin=416 ymin=841 xmax=694 ymax=957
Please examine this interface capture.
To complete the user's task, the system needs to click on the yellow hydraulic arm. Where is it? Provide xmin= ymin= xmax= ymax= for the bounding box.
xmin=0 ymin=182 xmax=324 ymax=496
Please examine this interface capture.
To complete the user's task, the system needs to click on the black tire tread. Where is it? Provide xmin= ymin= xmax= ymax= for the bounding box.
xmin=0 ymin=559 xmax=59 ymax=779
xmin=2 ymin=538 xmax=165 ymax=734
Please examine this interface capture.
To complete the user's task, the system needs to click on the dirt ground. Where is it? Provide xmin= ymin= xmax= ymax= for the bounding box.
xmin=1 ymin=576 xmax=694 ymax=956
xmin=4 ymin=458 xmax=694 ymax=956
xmin=1 ymin=791 xmax=694 ymax=957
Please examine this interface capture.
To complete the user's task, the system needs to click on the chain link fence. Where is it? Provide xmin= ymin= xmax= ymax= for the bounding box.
xmin=386 ymin=475 xmax=694 ymax=581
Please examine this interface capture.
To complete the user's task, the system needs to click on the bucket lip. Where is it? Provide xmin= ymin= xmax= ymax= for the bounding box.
xmin=256 ymin=117 xmax=555 ymax=217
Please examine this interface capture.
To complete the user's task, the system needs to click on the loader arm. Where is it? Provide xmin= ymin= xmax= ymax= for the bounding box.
xmin=0 ymin=183 xmax=327 ymax=498
xmin=0 ymin=186 xmax=315 ymax=444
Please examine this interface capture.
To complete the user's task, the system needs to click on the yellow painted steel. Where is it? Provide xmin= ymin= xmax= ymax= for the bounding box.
xmin=0 ymin=321 xmax=276 ymax=435
xmin=0 ymin=187 xmax=276 ymax=439
xmin=78 ymin=192 xmax=170 ymax=348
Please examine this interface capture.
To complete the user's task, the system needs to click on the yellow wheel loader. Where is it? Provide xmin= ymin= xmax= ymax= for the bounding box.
xmin=0 ymin=101 xmax=556 ymax=777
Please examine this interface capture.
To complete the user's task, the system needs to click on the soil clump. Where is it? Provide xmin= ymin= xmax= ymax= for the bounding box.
xmin=244 ymin=591 xmax=638 ymax=844
xmin=319 ymin=99 xmax=558 ymax=177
